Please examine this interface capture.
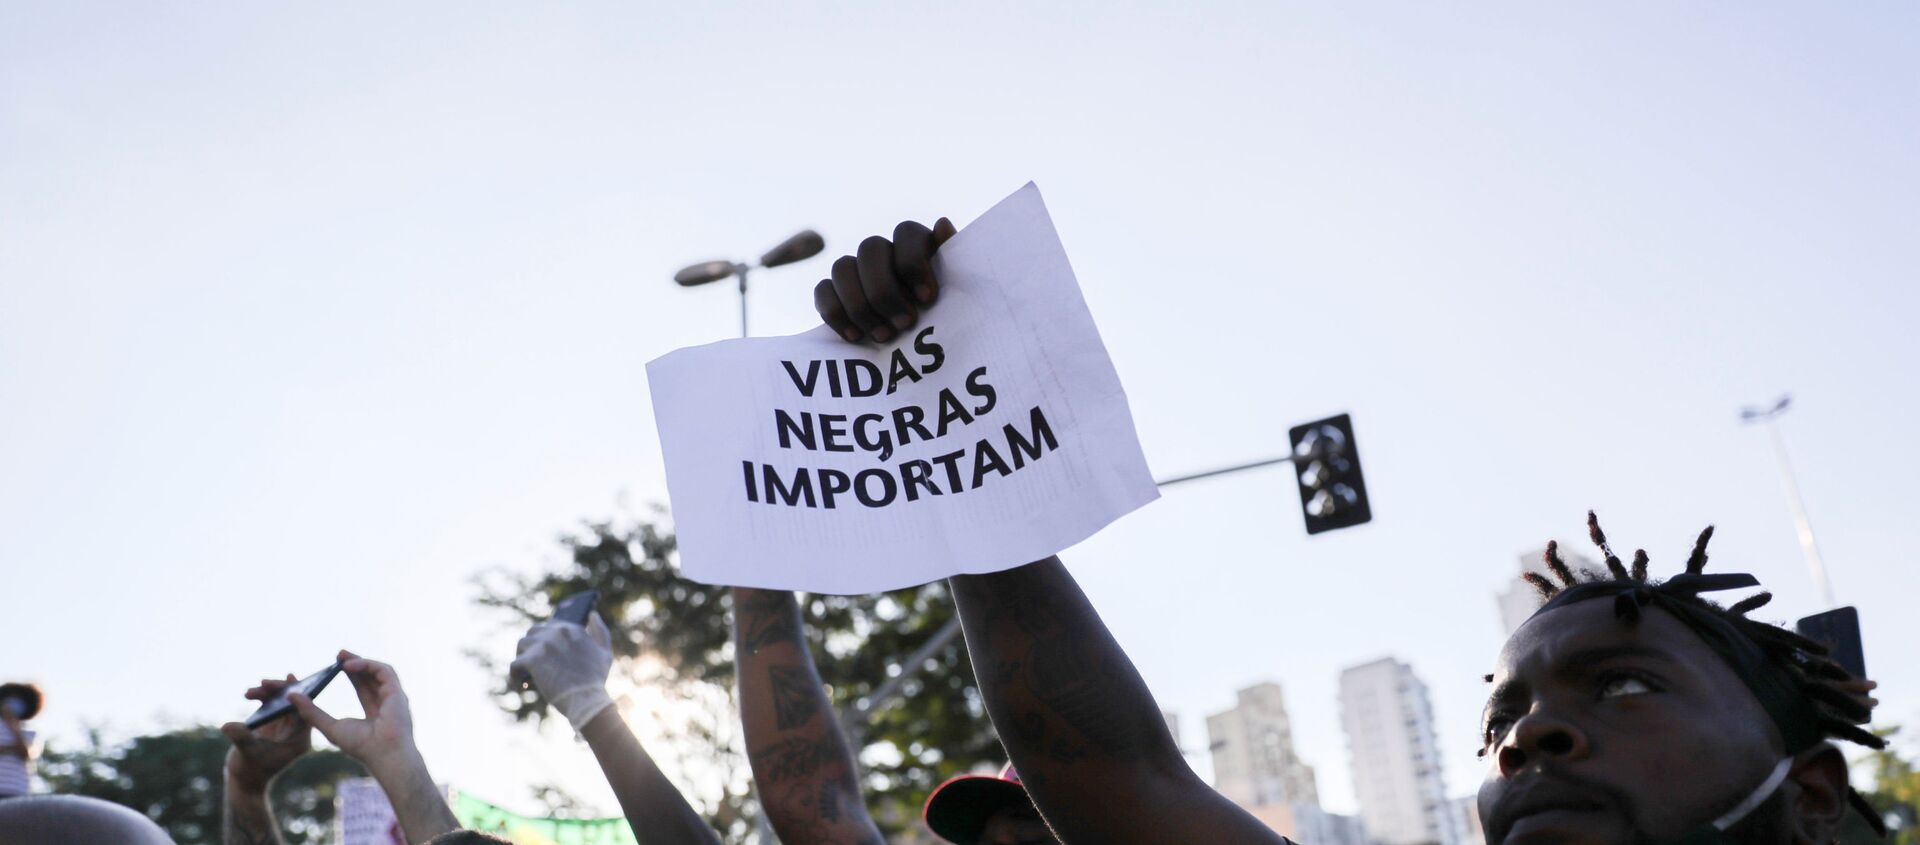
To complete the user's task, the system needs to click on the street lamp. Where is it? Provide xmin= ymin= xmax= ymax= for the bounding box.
xmin=678 ymin=233 xmax=823 ymax=845
xmin=674 ymin=229 xmax=826 ymax=338
xmin=1740 ymin=394 xmax=1836 ymax=608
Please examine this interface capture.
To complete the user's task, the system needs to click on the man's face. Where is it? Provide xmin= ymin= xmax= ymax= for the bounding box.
xmin=979 ymin=802 xmax=1053 ymax=845
xmin=1476 ymin=599 xmax=1784 ymax=845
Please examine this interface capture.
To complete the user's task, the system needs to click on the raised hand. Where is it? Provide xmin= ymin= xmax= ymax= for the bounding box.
xmin=220 ymin=675 xmax=313 ymax=793
xmin=508 ymin=612 xmax=616 ymax=732
xmin=509 ymin=612 xmax=724 ymax=844
xmin=814 ymin=218 xmax=957 ymax=344
xmin=287 ymin=651 xmax=415 ymax=775
xmin=288 ymin=650 xmax=458 ymax=844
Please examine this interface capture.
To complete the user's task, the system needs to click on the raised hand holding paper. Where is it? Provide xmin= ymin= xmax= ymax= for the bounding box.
xmin=646 ymin=183 xmax=1157 ymax=593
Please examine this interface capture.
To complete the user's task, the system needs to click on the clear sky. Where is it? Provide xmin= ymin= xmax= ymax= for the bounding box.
xmin=3 ymin=0 xmax=1916 ymax=823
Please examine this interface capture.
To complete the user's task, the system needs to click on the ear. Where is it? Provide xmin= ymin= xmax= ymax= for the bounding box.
xmin=1785 ymin=744 xmax=1848 ymax=844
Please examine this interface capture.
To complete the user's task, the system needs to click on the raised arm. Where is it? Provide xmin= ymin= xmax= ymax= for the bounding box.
xmin=949 ymin=559 xmax=1285 ymax=844
xmin=289 ymin=652 xmax=461 ymax=844
xmin=511 ymin=614 xmax=721 ymax=845
xmin=579 ymin=708 xmax=722 ymax=844
xmin=805 ymin=216 xmax=1283 ymax=841
xmin=733 ymin=588 xmax=884 ymax=845
xmin=221 ymin=676 xmax=306 ymax=845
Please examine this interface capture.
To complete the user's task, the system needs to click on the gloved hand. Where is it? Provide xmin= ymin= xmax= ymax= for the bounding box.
xmin=510 ymin=611 xmax=616 ymax=733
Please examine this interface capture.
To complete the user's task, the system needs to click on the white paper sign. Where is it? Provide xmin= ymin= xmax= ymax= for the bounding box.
xmin=337 ymin=777 xmax=406 ymax=845
xmin=646 ymin=183 xmax=1158 ymax=593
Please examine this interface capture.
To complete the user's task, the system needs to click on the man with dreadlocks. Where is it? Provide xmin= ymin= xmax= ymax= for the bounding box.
xmin=1478 ymin=513 xmax=1883 ymax=844
xmin=805 ymin=215 xmax=1885 ymax=845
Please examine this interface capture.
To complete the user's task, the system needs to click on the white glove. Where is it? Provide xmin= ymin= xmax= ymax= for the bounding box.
xmin=509 ymin=611 xmax=616 ymax=733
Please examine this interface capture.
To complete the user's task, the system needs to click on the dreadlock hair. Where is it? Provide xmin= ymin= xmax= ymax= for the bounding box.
xmin=1513 ymin=512 xmax=1883 ymax=754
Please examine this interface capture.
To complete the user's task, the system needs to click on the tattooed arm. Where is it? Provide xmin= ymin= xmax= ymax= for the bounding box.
xmin=733 ymin=588 xmax=885 ymax=845
xmin=950 ymin=558 xmax=1287 ymax=844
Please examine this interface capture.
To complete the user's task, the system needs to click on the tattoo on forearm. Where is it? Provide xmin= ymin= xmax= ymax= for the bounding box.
xmin=768 ymin=778 xmax=883 ymax=845
xmin=768 ymin=665 xmax=823 ymax=730
xmin=1023 ymin=632 xmax=1145 ymax=758
xmin=816 ymin=779 xmax=847 ymax=822
xmin=738 ymin=591 xmax=802 ymax=654
xmin=956 ymin=564 xmax=1159 ymax=765
xmin=754 ymin=737 xmax=838 ymax=783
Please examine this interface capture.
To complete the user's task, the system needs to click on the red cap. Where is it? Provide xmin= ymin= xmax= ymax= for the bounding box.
xmin=922 ymin=764 xmax=1033 ymax=845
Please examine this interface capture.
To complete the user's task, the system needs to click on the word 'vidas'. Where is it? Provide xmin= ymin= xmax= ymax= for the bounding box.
xmin=781 ymin=327 xmax=946 ymax=397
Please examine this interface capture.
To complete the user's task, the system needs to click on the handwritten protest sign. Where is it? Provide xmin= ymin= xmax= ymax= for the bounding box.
xmin=646 ymin=183 xmax=1157 ymax=593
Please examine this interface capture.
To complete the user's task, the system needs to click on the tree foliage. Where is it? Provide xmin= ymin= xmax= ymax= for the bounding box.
xmin=1861 ymin=726 xmax=1920 ymax=844
xmin=37 ymin=725 xmax=364 ymax=845
xmin=472 ymin=513 xmax=1001 ymax=841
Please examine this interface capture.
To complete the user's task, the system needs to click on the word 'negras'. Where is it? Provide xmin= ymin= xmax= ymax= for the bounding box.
xmin=742 ymin=327 xmax=1061 ymax=509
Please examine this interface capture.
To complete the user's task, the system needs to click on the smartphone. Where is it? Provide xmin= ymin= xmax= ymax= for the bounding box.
xmin=552 ymin=590 xmax=600 ymax=626
xmin=245 ymin=660 xmax=344 ymax=728
xmin=1795 ymin=606 xmax=1865 ymax=679
xmin=513 ymin=590 xmax=602 ymax=689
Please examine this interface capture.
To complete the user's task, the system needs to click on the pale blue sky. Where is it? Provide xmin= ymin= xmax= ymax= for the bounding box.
xmin=3 ymin=1 xmax=1916 ymax=820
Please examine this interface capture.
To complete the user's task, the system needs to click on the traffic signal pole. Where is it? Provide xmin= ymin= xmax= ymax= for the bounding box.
xmin=847 ymin=414 xmax=1372 ymax=740
xmin=840 ymin=457 xmax=1301 ymax=740
xmin=1154 ymin=454 xmax=1299 ymax=487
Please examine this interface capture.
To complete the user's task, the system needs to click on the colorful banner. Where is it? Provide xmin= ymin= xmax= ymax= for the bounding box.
xmin=450 ymin=791 xmax=637 ymax=845
xmin=336 ymin=777 xmax=638 ymax=845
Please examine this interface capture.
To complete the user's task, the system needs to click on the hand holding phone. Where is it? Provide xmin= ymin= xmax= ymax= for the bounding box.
xmin=223 ymin=665 xmax=336 ymax=792
xmin=244 ymin=660 xmax=343 ymax=729
xmin=512 ymin=590 xmax=600 ymax=690
xmin=509 ymin=593 xmax=616 ymax=731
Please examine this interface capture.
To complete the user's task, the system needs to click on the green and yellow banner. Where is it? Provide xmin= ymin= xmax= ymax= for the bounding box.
xmin=450 ymin=791 xmax=638 ymax=845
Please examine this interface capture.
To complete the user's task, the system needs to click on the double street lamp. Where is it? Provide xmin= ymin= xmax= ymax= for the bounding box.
xmin=676 ymin=231 xmax=824 ymax=845
xmin=674 ymin=229 xmax=826 ymax=338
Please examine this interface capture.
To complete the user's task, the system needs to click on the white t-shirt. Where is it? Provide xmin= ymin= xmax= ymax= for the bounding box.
xmin=0 ymin=721 xmax=31 ymax=797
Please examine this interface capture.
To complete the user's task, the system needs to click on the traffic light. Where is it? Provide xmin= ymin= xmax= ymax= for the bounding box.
xmin=1288 ymin=413 xmax=1371 ymax=534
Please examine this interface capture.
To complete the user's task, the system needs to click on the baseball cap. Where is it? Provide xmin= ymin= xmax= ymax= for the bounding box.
xmin=922 ymin=764 xmax=1035 ymax=845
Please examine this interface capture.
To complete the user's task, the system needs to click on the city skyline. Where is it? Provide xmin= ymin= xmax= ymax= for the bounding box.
xmin=1207 ymin=681 xmax=1366 ymax=845
xmin=5 ymin=1 xmax=1915 ymax=824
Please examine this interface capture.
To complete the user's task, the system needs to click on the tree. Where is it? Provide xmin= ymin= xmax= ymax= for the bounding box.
xmin=1860 ymin=727 xmax=1920 ymax=844
xmin=472 ymin=513 xmax=1001 ymax=842
xmin=37 ymin=724 xmax=364 ymax=845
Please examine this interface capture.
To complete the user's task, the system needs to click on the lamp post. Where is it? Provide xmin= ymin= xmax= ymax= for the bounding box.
xmin=680 ymin=233 xmax=823 ymax=845
xmin=674 ymin=229 xmax=825 ymax=338
xmin=1740 ymin=394 xmax=1836 ymax=608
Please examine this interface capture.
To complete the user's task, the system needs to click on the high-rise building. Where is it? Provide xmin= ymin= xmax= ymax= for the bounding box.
xmin=1496 ymin=544 xmax=1599 ymax=636
xmin=1206 ymin=682 xmax=1366 ymax=845
xmin=1340 ymin=658 xmax=1463 ymax=845
xmin=1208 ymin=682 xmax=1320 ymax=809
